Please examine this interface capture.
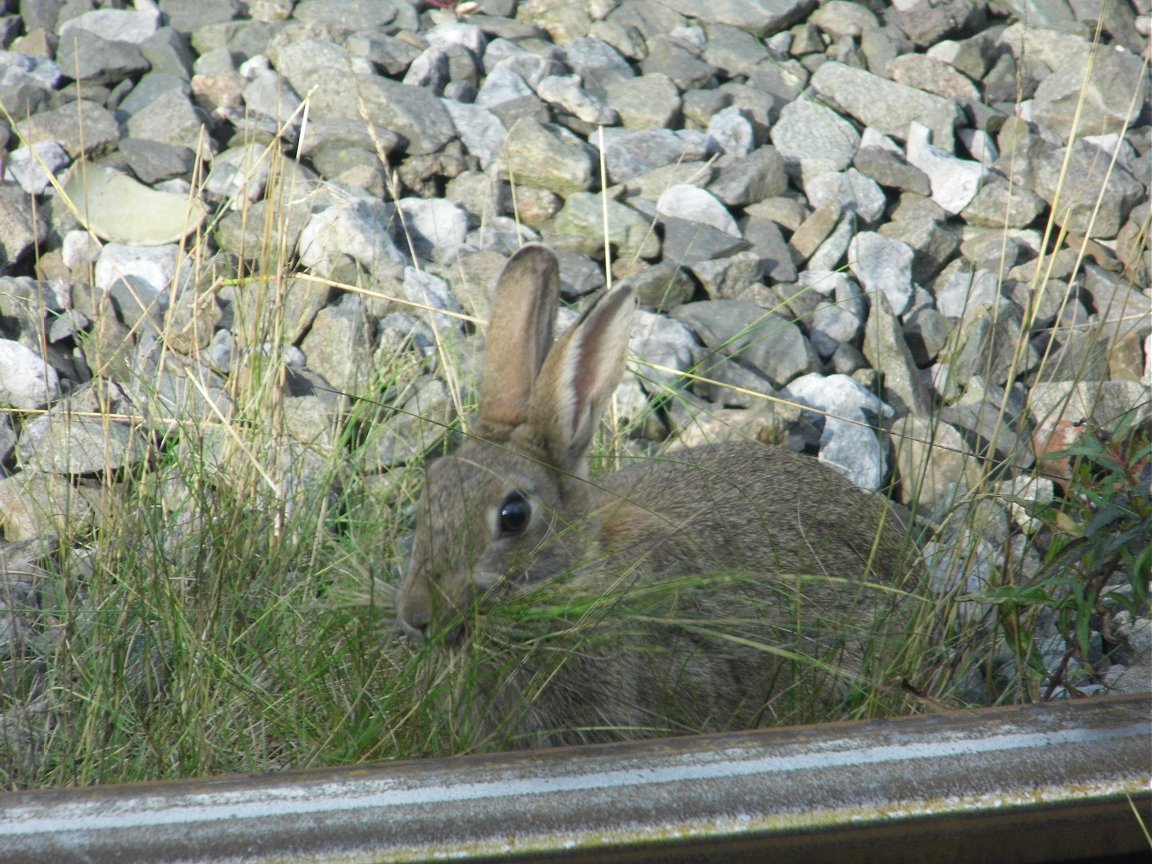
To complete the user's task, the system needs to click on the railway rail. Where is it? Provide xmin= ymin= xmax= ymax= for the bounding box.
xmin=2 ymin=693 xmax=1148 ymax=863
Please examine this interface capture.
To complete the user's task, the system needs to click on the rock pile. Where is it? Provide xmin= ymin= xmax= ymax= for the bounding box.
xmin=0 ymin=0 xmax=1149 ymax=694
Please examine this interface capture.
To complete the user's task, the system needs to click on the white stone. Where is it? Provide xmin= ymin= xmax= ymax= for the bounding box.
xmin=655 ymin=184 xmax=739 ymax=237
xmin=94 ymin=243 xmax=180 ymax=298
xmin=0 ymin=339 xmax=60 ymax=409
xmin=906 ymin=122 xmax=987 ymax=214
xmin=6 ymin=140 xmax=70 ymax=195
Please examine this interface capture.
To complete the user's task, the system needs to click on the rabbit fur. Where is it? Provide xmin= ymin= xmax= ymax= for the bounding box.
xmin=397 ymin=244 xmax=921 ymax=749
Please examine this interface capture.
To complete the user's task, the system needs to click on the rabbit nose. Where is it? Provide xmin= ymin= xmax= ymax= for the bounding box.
xmin=398 ymin=606 xmax=430 ymax=643
xmin=397 ymin=586 xmax=432 ymax=643
xmin=400 ymin=620 xmax=428 ymax=642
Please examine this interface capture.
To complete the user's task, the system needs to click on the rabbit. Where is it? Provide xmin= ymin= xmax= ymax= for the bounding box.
xmin=396 ymin=244 xmax=923 ymax=750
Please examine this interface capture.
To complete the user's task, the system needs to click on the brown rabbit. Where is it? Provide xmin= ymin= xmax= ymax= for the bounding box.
xmin=397 ymin=244 xmax=922 ymax=749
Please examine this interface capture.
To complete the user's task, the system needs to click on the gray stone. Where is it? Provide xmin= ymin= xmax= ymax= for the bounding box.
xmin=616 ymin=161 xmax=714 ymax=202
xmin=204 ymin=142 xmax=271 ymax=206
xmin=127 ymin=337 xmax=231 ymax=422
xmin=886 ymin=0 xmax=984 ymax=47
xmin=534 ymin=74 xmax=618 ymax=125
xmin=553 ymin=250 xmax=604 ymax=299
xmin=682 ymin=88 xmax=735 ymax=128
xmin=781 ymin=372 xmax=892 ymax=490
xmin=671 ymin=300 xmax=816 ymax=388
xmin=391 ymin=198 xmax=470 ymax=262
xmin=1030 ymin=140 xmax=1144 ymax=238
xmin=640 ymin=35 xmax=717 ymax=91
xmin=806 ymin=213 xmax=854 ymax=272
xmin=17 ymin=386 xmax=148 ymax=474
xmin=848 ymin=232 xmax=915 ymax=317
xmin=689 ymin=251 xmax=763 ymax=300
xmin=862 ymin=291 xmax=933 ymax=417
xmin=242 ymin=68 xmax=302 ymax=125
xmin=552 ymin=193 xmax=658 ymax=260
xmin=140 ymin=26 xmax=196 ymax=78
xmin=125 ymin=87 xmax=213 ymax=158
xmin=1027 ymin=380 xmax=1152 ymax=429
xmin=887 ymin=53 xmax=982 ymax=103
xmin=904 ymin=305 xmax=950 ymax=367
xmin=440 ymin=100 xmax=506 ymax=170
xmin=55 ymin=29 xmax=150 ymax=85
xmin=852 ymin=146 xmax=931 ymax=196
xmin=557 ymin=36 xmax=634 ymax=97
xmin=366 ymin=376 xmax=455 ymax=469
xmin=399 ymin=268 xmax=465 ymax=338
xmin=297 ymin=201 xmax=406 ymax=278
xmin=293 ymin=0 xmax=398 ymax=29
xmin=274 ymin=40 xmax=455 ymax=154
xmin=937 ymin=303 xmax=1039 ymax=391
xmin=118 ymin=72 xmax=191 ymax=115
xmin=878 ymin=208 xmax=961 ymax=284
xmin=300 ymin=294 xmax=374 ymax=399
xmin=939 ymin=378 xmax=1030 ymax=469
xmin=294 ymin=115 xmax=399 ymax=160
xmin=403 ymin=44 xmax=451 ymax=94
xmin=15 ymin=100 xmax=119 ymax=159
xmin=618 ymin=261 xmax=696 ymax=312
xmin=0 ymin=51 xmax=60 ymax=116
xmin=94 ymin=243 xmax=180 ymax=325
xmin=662 ymin=218 xmax=749 ymax=266
xmin=599 ymin=127 xmax=714 ymax=185
xmin=425 ymin=21 xmax=487 ymax=57
xmin=1081 ymin=263 xmax=1152 ymax=343
xmin=961 ymin=177 xmax=1045 ymax=229
xmin=805 ymin=168 xmax=886 ymax=224
xmin=0 ymin=187 xmax=48 ymax=272
xmin=810 ymin=60 xmax=962 ymax=151
xmin=892 ymin=413 xmax=981 ymax=512
xmin=809 ymin=293 xmax=863 ymax=360
xmin=810 ymin=1 xmax=880 ymax=36
xmin=702 ymin=22 xmax=771 ymax=76
xmin=741 ymin=214 xmax=796 ymax=283
xmin=708 ymin=146 xmax=788 ymax=208
xmin=706 ymin=106 xmax=756 ymax=157
xmin=0 ymin=473 xmax=92 ymax=543
xmin=770 ymin=97 xmax=860 ymax=189
xmin=346 ymin=32 xmax=422 ymax=77
xmin=1030 ymin=38 xmax=1148 ymax=144
xmin=605 ymin=73 xmax=682 ymax=130
xmin=654 ymin=0 xmax=816 ymax=35
xmin=58 ymin=7 xmax=159 ymax=43
xmin=501 ymin=119 xmax=596 ymax=196
xmin=475 ymin=62 xmax=541 ymax=120
xmin=629 ymin=309 xmax=699 ymax=395
xmin=119 ymin=138 xmax=197 ymax=184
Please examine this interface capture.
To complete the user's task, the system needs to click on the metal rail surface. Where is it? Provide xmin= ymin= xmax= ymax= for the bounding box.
xmin=2 ymin=694 xmax=1149 ymax=863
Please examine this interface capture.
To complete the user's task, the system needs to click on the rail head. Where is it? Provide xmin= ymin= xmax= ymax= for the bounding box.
xmin=2 ymin=693 xmax=1149 ymax=863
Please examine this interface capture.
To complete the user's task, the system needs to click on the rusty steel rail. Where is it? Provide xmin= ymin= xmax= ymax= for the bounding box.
xmin=2 ymin=694 xmax=1149 ymax=863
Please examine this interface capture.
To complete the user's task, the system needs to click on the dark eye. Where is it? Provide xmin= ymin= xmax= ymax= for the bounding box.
xmin=498 ymin=492 xmax=531 ymax=536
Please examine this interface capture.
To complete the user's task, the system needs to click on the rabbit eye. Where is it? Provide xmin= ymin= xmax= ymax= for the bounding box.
xmin=498 ymin=492 xmax=531 ymax=536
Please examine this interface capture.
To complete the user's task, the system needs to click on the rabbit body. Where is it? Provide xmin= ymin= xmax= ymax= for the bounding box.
xmin=397 ymin=246 xmax=918 ymax=749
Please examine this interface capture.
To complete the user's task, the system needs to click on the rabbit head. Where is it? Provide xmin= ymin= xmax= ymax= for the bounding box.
xmin=396 ymin=244 xmax=637 ymax=644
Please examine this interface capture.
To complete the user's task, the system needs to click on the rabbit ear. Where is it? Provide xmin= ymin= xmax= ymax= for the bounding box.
xmin=476 ymin=245 xmax=560 ymax=441
xmin=527 ymin=286 xmax=637 ymax=475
